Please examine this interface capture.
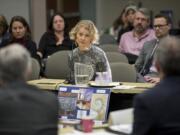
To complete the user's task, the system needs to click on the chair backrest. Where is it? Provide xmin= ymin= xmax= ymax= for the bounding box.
xmin=106 ymin=52 xmax=128 ymax=63
xmin=110 ymin=63 xmax=136 ymax=82
xmin=108 ymin=108 xmax=133 ymax=125
xmin=99 ymin=34 xmax=117 ymax=45
xmin=28 ymin=58 xmax=40 ymax=80
xmin=100 ymin=44 xmax=119 ymax=52
xmin=45 ymin=50 xmax=70 ymax=79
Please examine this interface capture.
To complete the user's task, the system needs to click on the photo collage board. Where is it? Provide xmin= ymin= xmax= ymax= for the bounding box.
xmin=58 ymin=86 xmax=111 ymax=123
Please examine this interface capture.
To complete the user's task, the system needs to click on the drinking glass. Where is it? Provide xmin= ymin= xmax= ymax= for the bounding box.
xmin=74 ymin=63 xmax=94 ymax=86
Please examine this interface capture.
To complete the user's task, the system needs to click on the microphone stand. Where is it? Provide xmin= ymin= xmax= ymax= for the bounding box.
xmin=66 ymin=41 xmax=75 ymax=84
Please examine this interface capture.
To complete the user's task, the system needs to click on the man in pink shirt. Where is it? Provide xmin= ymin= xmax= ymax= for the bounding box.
xmin=119 ymin=8 xmax=155 ymax=63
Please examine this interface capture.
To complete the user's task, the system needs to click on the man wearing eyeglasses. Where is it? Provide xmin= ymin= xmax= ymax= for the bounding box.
xmin=135 ymin=14 xmax=171 ymax=83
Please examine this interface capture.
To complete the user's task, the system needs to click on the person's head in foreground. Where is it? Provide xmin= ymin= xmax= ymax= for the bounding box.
xmin=0 ymin=43 xmax=31 ymax=85
xmin=154 ymin=36 xmax=180 ymax=79
xmin=0 ymin=44 xmax=59 ymax=135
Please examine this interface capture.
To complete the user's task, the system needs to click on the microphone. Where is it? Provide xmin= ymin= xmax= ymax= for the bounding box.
xmin=65 ymin=41 xmax=75 ymax=84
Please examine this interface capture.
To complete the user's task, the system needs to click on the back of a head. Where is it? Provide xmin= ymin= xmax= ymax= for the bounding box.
xmin=0 ymin=44 xmax=31 ymax=84
xmin=155 ymin=36 xmax=180 ymax=76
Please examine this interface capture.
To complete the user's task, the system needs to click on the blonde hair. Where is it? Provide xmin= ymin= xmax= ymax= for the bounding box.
xmin=69 ymin=20 xmax=99 ymax=44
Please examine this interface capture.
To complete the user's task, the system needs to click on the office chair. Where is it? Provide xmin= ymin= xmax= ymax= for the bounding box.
xmin=110 ymin=62 xmax=136 ymax=82
xmin=28 ymin=58 xmax=40 ymax=80
xmin=45 ymin=50 xmax=70 ymax=79
xmin=100 ymin=44 xmax=119 ymax=52
xmin=99 ymin=34 xmax=117 ymax=45
xmin=106 ymin=52 xmax=128 ymax=63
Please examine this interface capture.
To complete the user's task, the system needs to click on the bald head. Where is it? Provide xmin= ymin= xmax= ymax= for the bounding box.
xmin=0 ymin=44 xmax=32 ymax=83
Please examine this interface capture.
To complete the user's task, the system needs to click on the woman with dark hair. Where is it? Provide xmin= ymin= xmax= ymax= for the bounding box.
xmin=0 ymin=15 xmax=10 ymax=46
xmin=37 ymin=12 xmax=74 ymax=59
xmin=109 ymin=8 xmax=127 ymax=39
xmin=1 ymin=16 xmax=37 ymax=58
xmin=117 ymin=5 xmax=137 ymax=43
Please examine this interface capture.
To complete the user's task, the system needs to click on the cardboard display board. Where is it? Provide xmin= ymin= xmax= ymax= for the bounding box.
xmin=58 ymin=86 xmax=111 ymax=123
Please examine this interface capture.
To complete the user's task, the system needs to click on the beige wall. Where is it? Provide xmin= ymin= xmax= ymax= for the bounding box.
xmin=0 ymin=0 xmax=30 ymax=24
xmin=30 ymin=0 xmax=47 ymax=45
xmin=96 ymin=0 xmax=180 ymax=31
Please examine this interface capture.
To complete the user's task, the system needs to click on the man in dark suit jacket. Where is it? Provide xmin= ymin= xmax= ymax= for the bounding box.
xmin=135 ymin=14 xmax=171 ymax=83
xmin=0 ymin=44 xmax=59 ymax=135
xmin=132 ymin=36 xmax=180 ymax=135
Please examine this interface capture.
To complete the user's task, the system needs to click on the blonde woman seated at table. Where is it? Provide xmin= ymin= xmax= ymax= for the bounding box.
xmin=68 ymin=20 xmax=112 ymax=83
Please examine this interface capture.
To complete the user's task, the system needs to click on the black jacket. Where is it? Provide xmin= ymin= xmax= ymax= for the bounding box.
xmin=133 ymin=76 xmax=180 ymax=135
xmin=38 ymin=32 xmax=75 ymax=58
xmin=1 ymin=38 xmax=38 ymax=59
xmin=0 ymin=81 xmax=59 ymax=135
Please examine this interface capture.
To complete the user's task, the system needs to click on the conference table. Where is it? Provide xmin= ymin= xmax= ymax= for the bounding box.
xmin=58 ymin=123 xmax=118 ymax=135
xmin=28 ymin=78 xmax=154 ymax=112
xmin=28 ymin=78 xmax=154 ymax=94
xmin=28 ymin=79 xmax=154 ymax=135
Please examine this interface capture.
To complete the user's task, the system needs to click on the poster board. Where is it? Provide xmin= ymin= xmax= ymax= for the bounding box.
xmin=58 ymin=86 xmax=111 ymax=123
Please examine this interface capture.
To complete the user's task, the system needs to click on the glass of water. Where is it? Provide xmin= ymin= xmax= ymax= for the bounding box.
xmin=74 ymin=63 xmax=94 ymax=86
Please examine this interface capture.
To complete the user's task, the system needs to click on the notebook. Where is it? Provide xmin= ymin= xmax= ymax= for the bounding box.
xmin=58 ymin=86 xmax=111 ymax=124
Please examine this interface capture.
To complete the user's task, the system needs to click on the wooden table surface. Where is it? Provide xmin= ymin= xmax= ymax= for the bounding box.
xmin=28 ymin=79 xmax=154 ymax=94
